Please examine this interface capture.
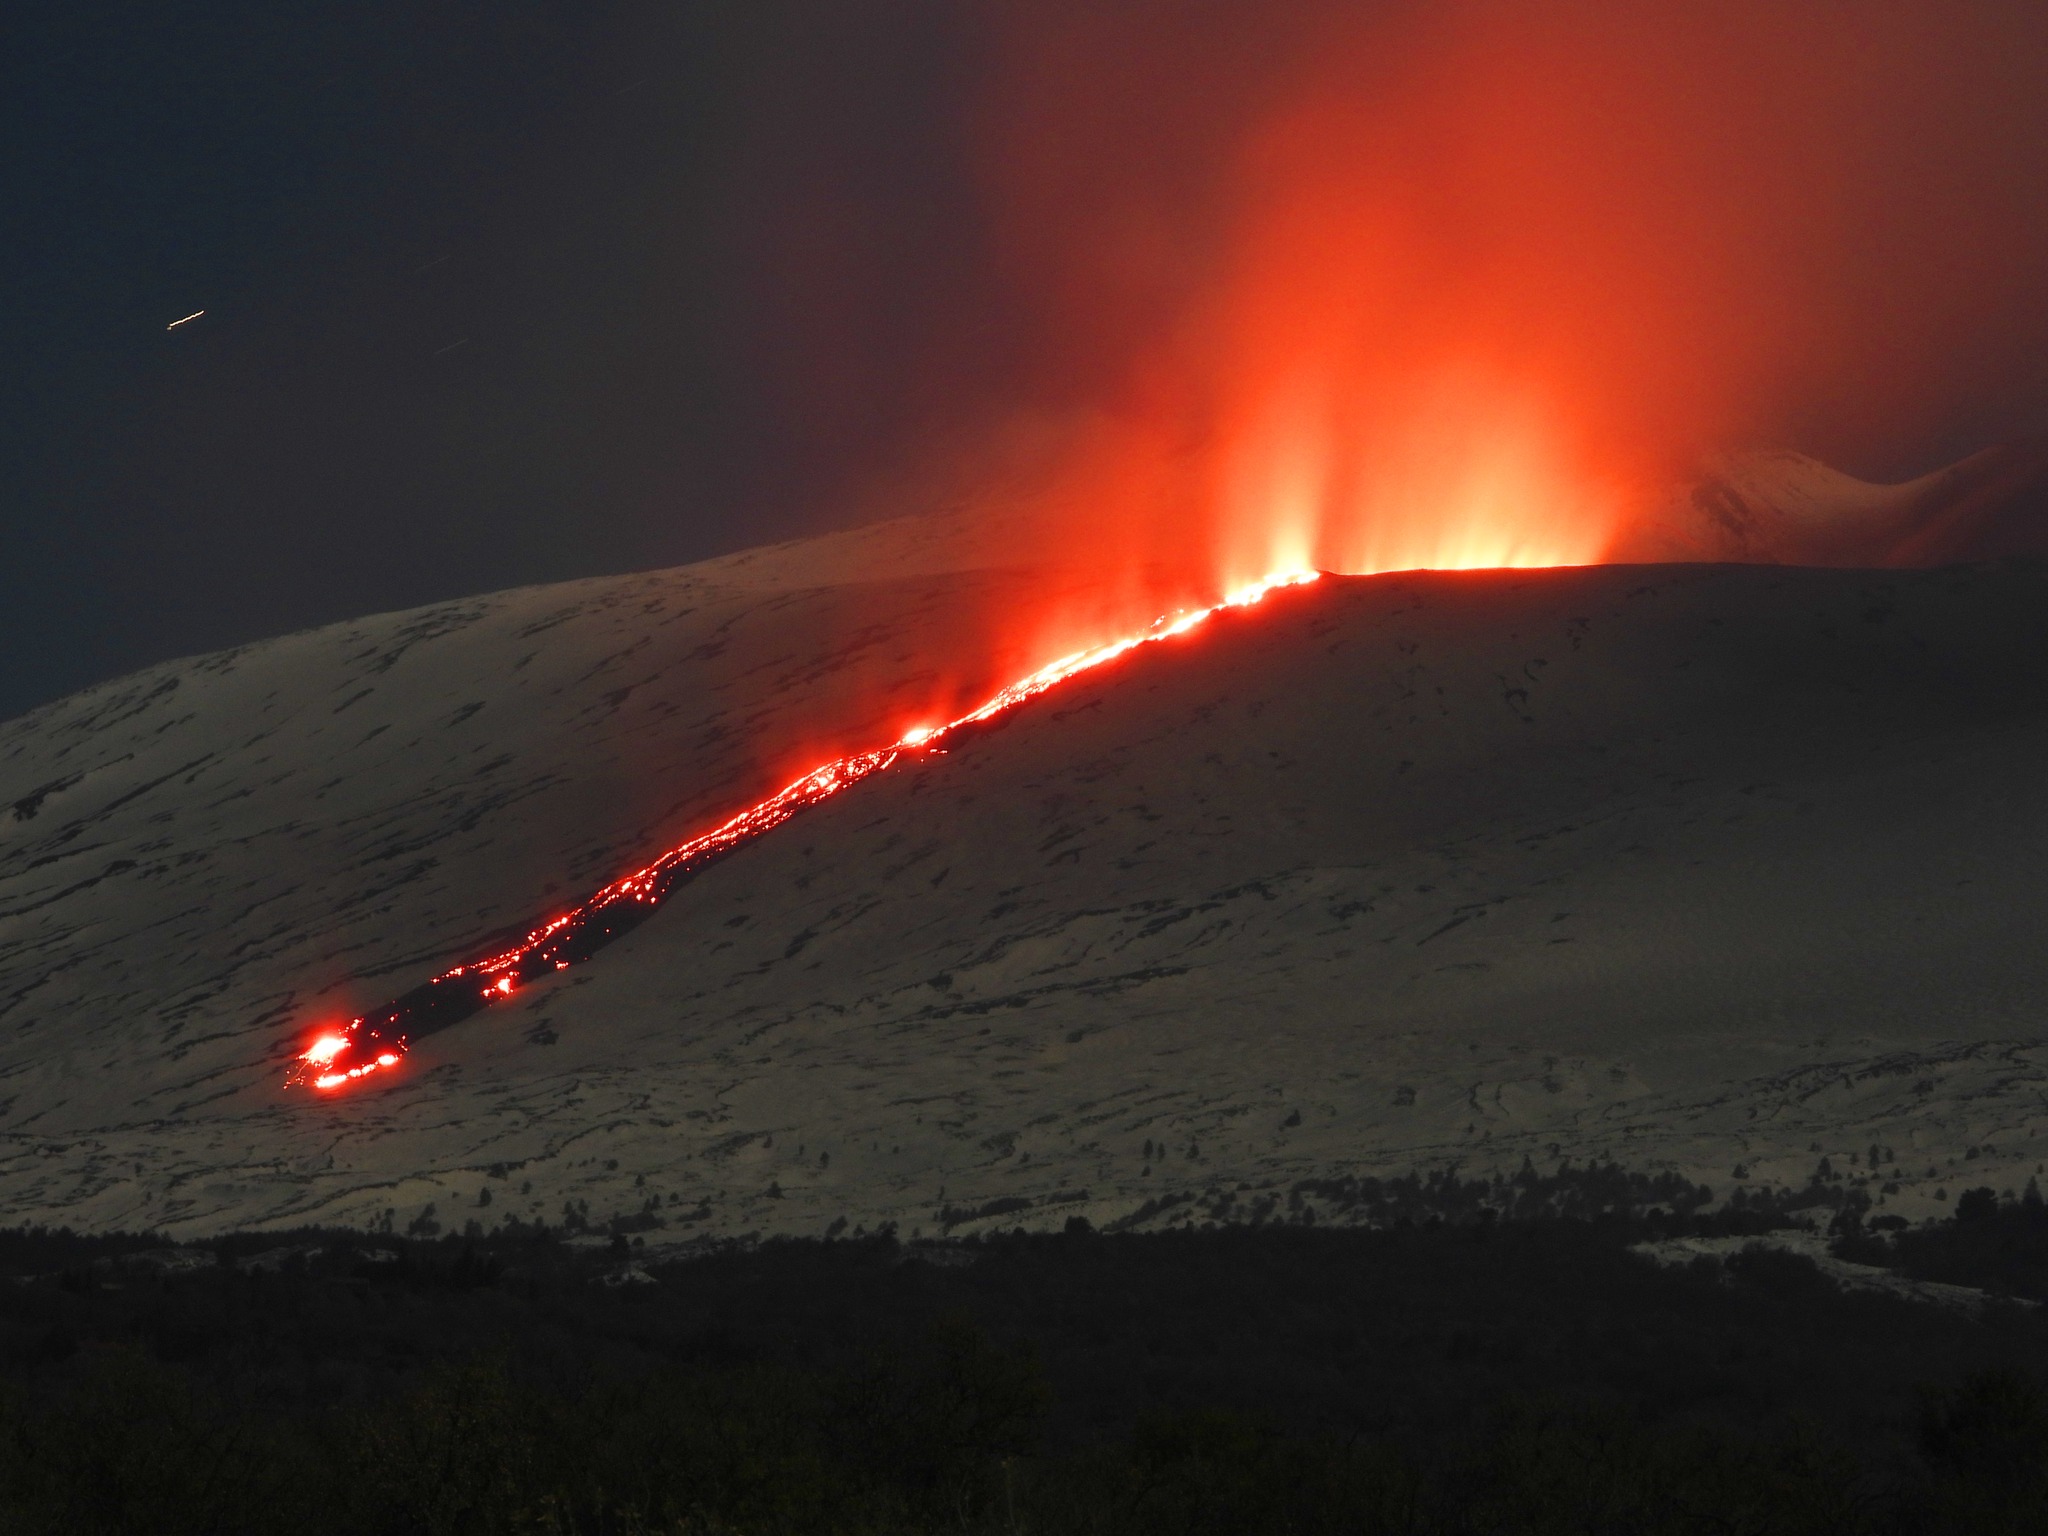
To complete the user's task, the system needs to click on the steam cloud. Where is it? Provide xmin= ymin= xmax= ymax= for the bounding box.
xmin=916 ymin=2 xmax=2048 ymax=603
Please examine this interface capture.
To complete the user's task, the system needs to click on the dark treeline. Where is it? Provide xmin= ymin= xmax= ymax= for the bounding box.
xmin=5 ymin=1184 xmax=2048 ymax=1532
xmin=1839 ymin=1183 xmax=2048 ymax=1302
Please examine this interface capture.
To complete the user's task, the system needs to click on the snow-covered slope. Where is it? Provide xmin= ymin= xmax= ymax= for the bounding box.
xmin=1623 ymin=434 xmax=2048 ymax=567
xmin=6 ymin=499 xmax=2048 ymax=1240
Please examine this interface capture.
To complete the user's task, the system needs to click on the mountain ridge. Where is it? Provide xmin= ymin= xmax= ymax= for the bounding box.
xmin=6 ymin=529 xmax=2048 ymax=1238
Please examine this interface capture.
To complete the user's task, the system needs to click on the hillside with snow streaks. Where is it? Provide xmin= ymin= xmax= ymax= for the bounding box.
xmin=6 ymin=494 xmax=2048 ymax=1237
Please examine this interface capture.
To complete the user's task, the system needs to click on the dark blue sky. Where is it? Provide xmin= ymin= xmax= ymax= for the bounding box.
xmin=2 ymin=3 xmax=1026 ymax=720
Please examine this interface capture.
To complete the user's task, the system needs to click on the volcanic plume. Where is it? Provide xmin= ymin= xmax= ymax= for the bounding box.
xmin=893 ymin=2 xmax=2048 ymax=628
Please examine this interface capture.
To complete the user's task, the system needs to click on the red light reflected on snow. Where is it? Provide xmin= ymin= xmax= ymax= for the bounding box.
xmin=291 ymin=570 xmax=1319 ymax=1094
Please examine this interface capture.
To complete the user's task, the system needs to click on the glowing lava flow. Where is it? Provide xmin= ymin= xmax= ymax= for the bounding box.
xmin=291 ymin=570 xmax=1320 ymax=1091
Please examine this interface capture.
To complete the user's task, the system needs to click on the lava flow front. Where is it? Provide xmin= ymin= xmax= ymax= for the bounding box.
xmin=291 ymin=570 xmax=1320 ymax=1092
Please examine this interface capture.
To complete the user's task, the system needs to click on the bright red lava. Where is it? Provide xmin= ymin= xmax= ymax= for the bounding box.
xmin=292 ymin=570 xmax=1320 ymax=1092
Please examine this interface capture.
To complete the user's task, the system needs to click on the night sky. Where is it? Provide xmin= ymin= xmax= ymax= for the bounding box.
xmin=3 ymin=3 xmax=1032 ymax=722
xmin=12 ymin=4 xmax=2048 ymax=723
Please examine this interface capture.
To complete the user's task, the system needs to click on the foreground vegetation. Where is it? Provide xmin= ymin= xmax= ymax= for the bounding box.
xmin=6 ymin=1177 xmax=2048 ymax=1533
